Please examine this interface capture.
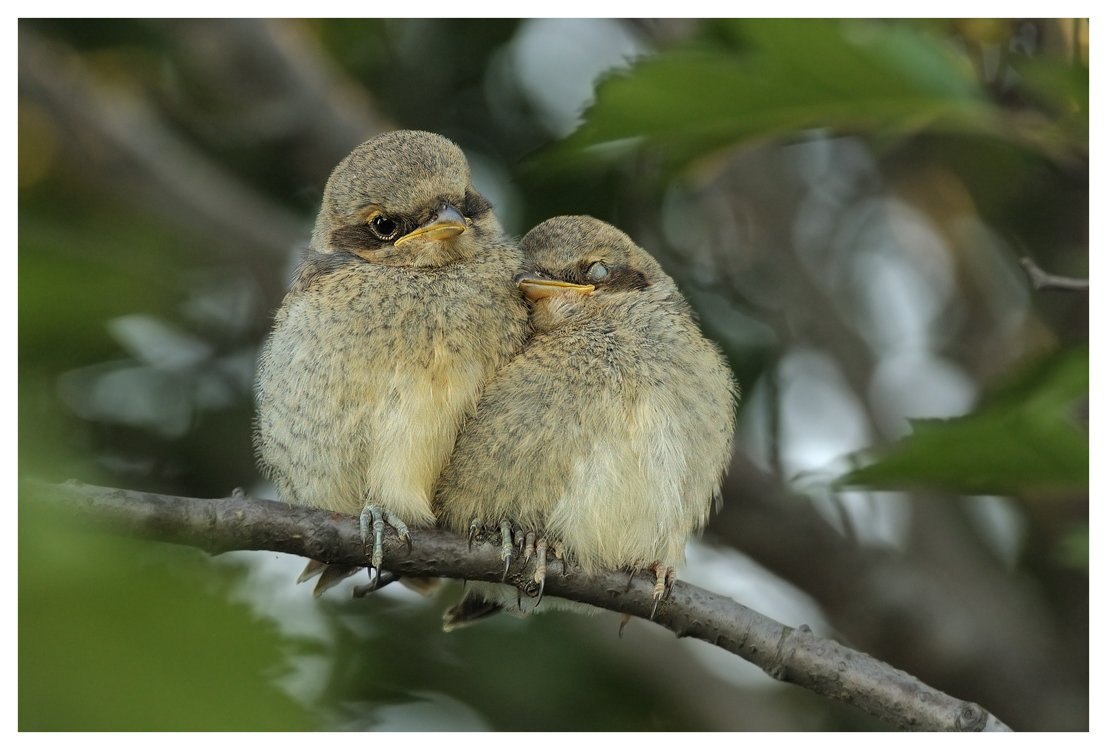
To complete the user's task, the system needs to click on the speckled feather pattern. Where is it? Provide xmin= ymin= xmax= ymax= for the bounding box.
xmin=255 ymin=131 xmax=529 ymax=527
xmin=435 ymin=216 xmax=738 ymax=580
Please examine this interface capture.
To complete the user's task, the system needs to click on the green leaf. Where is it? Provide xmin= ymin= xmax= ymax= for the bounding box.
xmin=544 ymin=19 xmax=1089 ymax=175
xmin=838 ymin=347 xmax=1088 ymax=496
xmin=547 ymin=19 xmax=1073 ymax=172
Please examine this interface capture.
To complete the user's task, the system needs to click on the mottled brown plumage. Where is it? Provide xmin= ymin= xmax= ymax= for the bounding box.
xmin=435 ymin=215 xmax=737 ymax=628
xmin=254 ymin=130 xmax=529 ymax=592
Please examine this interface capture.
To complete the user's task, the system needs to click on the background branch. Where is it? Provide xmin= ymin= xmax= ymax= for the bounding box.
xmin=1019 ymin=256 xmax=1089 ymax=292
xmin=18 ymin=31 xmax=306 ymax=265
xmin=37 ymin=480 xmax=1011 ymax=732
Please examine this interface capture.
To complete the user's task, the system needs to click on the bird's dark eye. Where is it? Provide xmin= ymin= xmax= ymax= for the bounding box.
xmin=369 ymin=215 xmax=399 ymax=240
xmin=586 ymin=261 xmax=609 ymax=282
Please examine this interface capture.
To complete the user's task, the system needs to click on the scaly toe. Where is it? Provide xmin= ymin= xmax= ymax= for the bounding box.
xmin=357 ymin=503 xmax=389 ymax=572
xmin=384 ymin=511 xmax=412 ymax=551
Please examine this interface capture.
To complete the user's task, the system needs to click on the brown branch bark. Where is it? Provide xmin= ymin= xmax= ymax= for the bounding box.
xmin=34 ymin=480 xmax=1012 ymax=732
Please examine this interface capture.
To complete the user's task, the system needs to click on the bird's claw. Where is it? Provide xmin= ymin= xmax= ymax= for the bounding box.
xmin=534 ymin=538 xmax=548 ymax=608
xmin=359 ymin=503 xmax=411 ymax=580
xmin=472 ymin=520 xmax=558 ymax=608
xmin=468 ymin=519 xmax=482 ymax=550
xmin=648 ymin=563 xmax=676 ymax=620
xmin=500 ymin=520 xmax=513 ymax=580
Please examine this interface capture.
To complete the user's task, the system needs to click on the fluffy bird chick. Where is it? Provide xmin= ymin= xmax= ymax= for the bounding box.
xmin=435 ymin=215 xmax=737 ymax=628
xmin=255 ymin=130 xmax=529 ymax=594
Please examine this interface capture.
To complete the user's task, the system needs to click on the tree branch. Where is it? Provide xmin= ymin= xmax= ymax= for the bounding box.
xmin=712 ymin=453 xmax=1080 ymax=729
xmin=34 ymin=480 xmax=1012 ymax=732
xmin=1019 ymin=256 xmax=1089 ymax=292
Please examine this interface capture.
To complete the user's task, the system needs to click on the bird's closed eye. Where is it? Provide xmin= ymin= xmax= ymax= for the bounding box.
xmin=369 ymin=214 xmax=399 ymax=240
xmin=586 ymin=261 xmax=609 ymax=282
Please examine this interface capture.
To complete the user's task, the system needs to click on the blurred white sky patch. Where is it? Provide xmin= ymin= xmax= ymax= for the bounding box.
xmin=508 ymin=19 xmax=649 ymax=137
xmin=777 ymin=347 xmax=872 ymax=478
xmin=680 ymin=540 xmax=830 ymax=688
xmin=846 ymin=198 xmax=958 ymax=353
xmin=869 ymin=350 xmax=977 ymax=439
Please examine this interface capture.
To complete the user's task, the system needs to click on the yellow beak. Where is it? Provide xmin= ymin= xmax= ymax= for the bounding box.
xmin=515 ymin=274 xmax=595 ymax=301
xmin=394 ymin=204 xmax=467 ymax=247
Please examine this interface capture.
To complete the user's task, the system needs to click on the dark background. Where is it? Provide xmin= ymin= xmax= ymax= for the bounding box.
xmin=19 ymin=19 xmax=1088 ymax=730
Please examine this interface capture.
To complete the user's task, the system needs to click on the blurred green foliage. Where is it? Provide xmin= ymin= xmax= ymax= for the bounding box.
xmin=19 ymin=489 xmax=315 ymax=730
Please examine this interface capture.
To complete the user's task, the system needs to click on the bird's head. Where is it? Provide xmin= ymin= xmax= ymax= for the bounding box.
xmin=516 ymin=216 xmax=676 ymax=330
xmin=311 ymin=130 xmax=499 ymax=267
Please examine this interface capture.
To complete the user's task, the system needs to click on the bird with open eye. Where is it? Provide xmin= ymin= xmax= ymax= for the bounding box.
xmin=434 ymin=215 xmax=738 ymax=629
xmin=254 ymin=130 xmax=529 ymax=594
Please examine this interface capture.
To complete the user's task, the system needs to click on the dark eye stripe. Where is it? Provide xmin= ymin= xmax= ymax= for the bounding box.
xmin=464 ymin=190 xmax=492 ymax=219
xmin=330 ymin=223 xmax=387 ymax=252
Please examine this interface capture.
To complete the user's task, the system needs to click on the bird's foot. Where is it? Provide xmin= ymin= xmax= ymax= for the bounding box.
xmin=465 ymin=518 xmax=521 ymax=580
xmin=647 ymin=562 xmax=677 ymax=620
xmin=465 ymin=520 xmax=562 ymax=607
xmin=358 ymin=503 xmax=412 ymax=583
xmin=519 ymin=530 xmax=562 ymax=607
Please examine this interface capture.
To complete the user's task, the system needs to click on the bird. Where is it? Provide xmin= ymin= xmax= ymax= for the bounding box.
xmin=434 ymin=215 xmax=738 ymax=629
xmin=254 ymin=130 xmax=530 ymax=595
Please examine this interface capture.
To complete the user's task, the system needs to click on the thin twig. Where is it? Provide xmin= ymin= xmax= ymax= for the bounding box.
xmin=31 ymin=480 xmax=1012 ymax=732
xmin=1019 ymin=257 xmax=1089 ymax=292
